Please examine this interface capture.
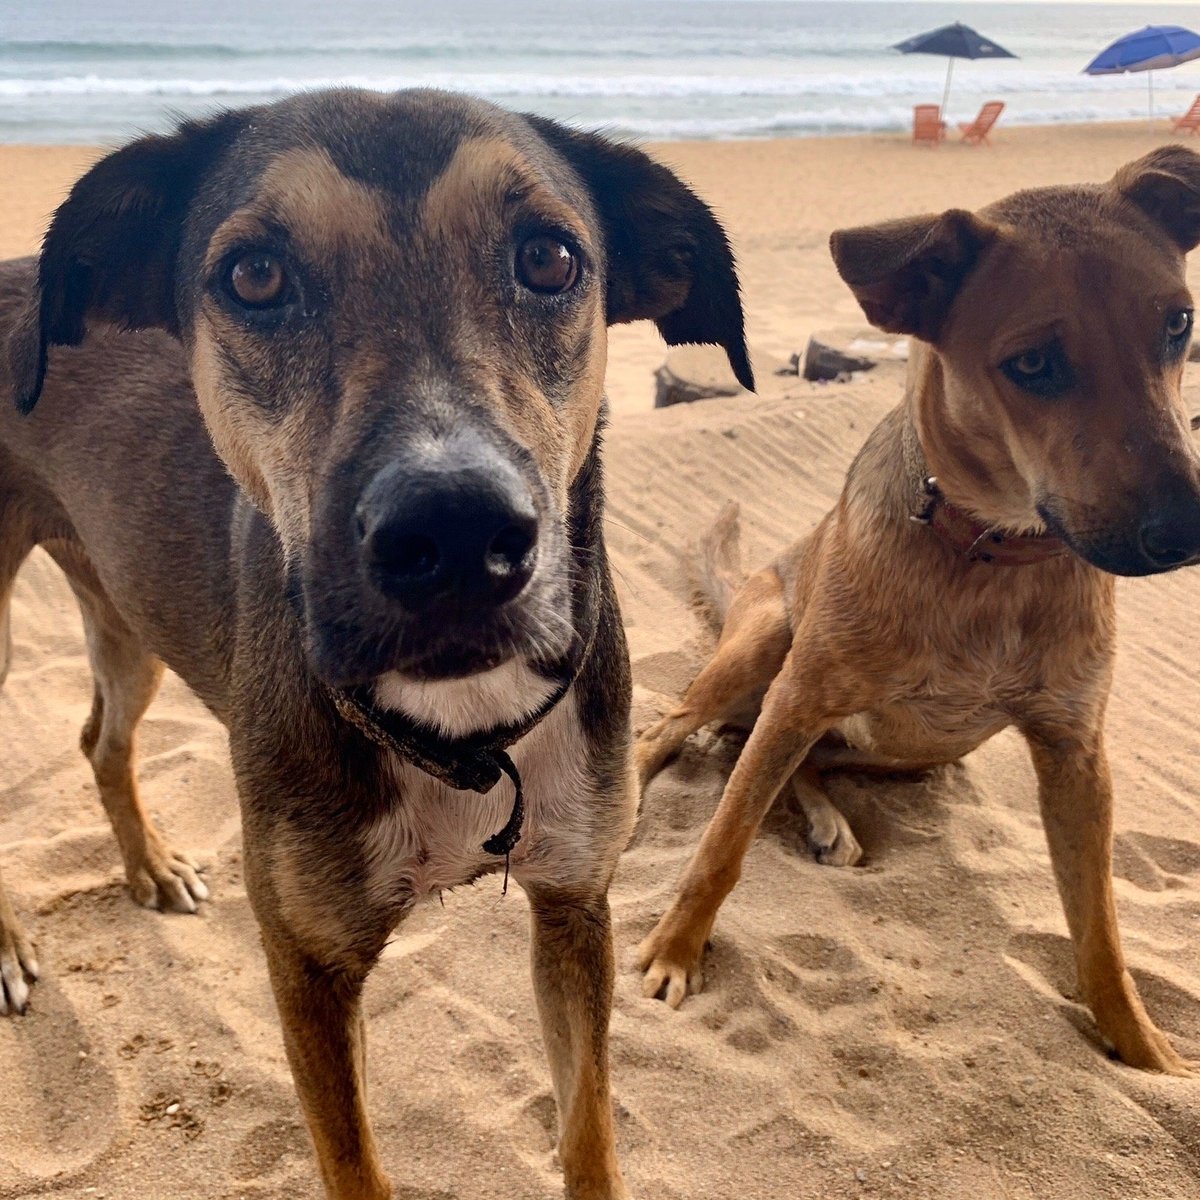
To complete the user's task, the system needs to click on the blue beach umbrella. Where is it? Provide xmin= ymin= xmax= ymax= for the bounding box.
xmin=893 ymin=22 xmax=1017 ymax=117
xmin=1084 ymin=26 xmax=1200 ymax=122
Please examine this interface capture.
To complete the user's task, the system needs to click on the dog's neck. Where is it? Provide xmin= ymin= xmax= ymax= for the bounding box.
xmin=327 ymin=586 xmax=598 ymax=880
xmin=892 ymin=347 xmax=1068 ymax=565
xmin=904 ymin=469 xmax=1068 ymax=566
xmin=905 ymin=344 xmax=1044 ymax=535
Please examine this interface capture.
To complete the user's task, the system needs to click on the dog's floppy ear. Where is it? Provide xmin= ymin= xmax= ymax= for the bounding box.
xmin=829 ymin=210 xmax=996 ymax=343
xmin=526 ymin=117 xmax=753 ymax=391
xmin=1114 ymin=144 xmax=1200 ymax=251
xmin=8 ymin=109 xmax=246 ymax=414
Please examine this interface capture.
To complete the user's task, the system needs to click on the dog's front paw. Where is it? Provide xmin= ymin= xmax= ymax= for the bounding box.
xmin=1108 ymin=1019 xmax=1194 ymax=1077
xmin=0 ymin=915 xmax=38 ymax=1016
xmin=128 ymin=838 xmax=209 ymax=914
xmin=637 ymin=914 xmax=708 ymax=1009
xmin=1091 ymin=973 xmax=1195 ymax=1076
xmin=567 ymin=1184 xmax=631 ymax=1200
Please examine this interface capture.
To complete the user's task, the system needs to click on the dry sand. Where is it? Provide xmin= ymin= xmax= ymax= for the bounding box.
xmin=1 ymin=122 xmax=1199 ymax=1199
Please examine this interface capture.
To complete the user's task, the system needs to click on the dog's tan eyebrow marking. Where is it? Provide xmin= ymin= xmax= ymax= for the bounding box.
xmin=419 ymin=136 xmax=587 ymax=245
xmin=206 ymin=147 xmax=393 ymax=270
xmin=203 ymin=213 xmax=274 ymax=274
xmin=992 ymin=322 xmax=1064 ymax=359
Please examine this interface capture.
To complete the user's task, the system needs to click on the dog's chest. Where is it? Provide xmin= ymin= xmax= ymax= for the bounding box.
xmin=850 ymin=631 xmax=1082 ymax=761
xmin=360 ymin=695 xmax=598 ymax=904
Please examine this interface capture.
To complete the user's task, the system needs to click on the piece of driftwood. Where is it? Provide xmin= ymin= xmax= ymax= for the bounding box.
xmin=654 ymin=344 xmax=748 ymax=408
xmin=801 ymin=336 xmax=878 ymax=382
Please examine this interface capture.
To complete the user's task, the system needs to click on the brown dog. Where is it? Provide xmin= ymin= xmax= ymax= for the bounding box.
xmin=636 ymin=146 xmax=1200 ymax=1076
xmin=0 ymin=89 xmax=752 ymax=1197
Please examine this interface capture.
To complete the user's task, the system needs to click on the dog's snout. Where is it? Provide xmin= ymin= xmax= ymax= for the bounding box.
xmin=1130 ymin=469 xmax=1200 ymax=571
xmin=357 ymin=458 xmax=538 ymax=612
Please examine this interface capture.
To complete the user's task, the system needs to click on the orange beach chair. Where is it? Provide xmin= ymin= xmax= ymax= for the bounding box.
xmin=1172 ymin=95 xmax=1200 ymax=134
xmin=958 ymin=101 xmax=1005 ymax=145
xmin=912 ymin=104 xmax=946 ymax=147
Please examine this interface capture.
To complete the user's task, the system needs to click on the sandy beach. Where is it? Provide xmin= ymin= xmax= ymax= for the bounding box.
xmin=1 ymin=121 xmax=1199 ymax=1199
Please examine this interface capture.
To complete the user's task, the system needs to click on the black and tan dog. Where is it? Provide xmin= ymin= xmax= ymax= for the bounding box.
xmin=637 ymin=146 xmax=1200 ymax=1076
xmin=0 ymin=89 xmax=752 ymax=1198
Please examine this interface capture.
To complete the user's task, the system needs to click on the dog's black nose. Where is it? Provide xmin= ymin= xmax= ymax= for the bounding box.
xmin=357 ymin=458 xmax=538 ymax=612
xmin=1138 ymin=505 xmax=1200 ymax=570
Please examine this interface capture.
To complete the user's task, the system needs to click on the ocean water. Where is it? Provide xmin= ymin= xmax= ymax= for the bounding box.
xmin=3 ymin=0 xmax=1200 ymax=143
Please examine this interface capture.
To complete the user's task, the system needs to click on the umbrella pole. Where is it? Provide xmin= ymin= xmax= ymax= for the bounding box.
xmin=1148 ymin=70 xmax=1154 ymax=129
xmin=942 ymin=57 xmax=954 ymax=119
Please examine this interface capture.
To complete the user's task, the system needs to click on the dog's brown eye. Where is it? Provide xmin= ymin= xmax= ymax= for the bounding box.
xmin=1001 ymin=342 xmax=1072 ymax=398
xmin=516 ymin=236 xmax=579 ymax=295
xmin=1166 ymin=309 xmax=1193 ymax=339
xmin=1011 ymin=350 xmax=1046 ymax=377
xmin=229 ymin=252 xmax=287 ymax=307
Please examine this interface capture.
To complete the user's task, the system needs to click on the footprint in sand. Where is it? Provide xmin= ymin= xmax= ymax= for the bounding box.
xmin=0 ymin=988 xmax=119 ymax=1182
xmin=230 ymin=1115 xmax=309 ymax=1179
xmin=764 ymin=932 xmax=878 ymax=1015
xmin=1113 ymin=830 xmax=1200 ymax=892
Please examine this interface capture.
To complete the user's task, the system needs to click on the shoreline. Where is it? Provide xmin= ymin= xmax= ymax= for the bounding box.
xmin=0 ymin=113 xmax=1191 ymax=154
xmin=1 ymin=102 xmax=1196 ymax=147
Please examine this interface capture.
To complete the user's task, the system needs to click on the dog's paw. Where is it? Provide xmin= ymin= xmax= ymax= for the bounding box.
xmin=637 ymin=918 xmax=707 ymax=1009
xmin=0 ymin=921 xmax=39 ymax=1016
xmin=633 ymin=734 xmax=667 ymax=791
xmin=128 ymin=844 xmax=209 ymax=914
xmin=1109 ymin=1024 xmax=1194 ymax=1077
xmin=807 ymin=809 xmax=863 ymax=867
xmin=1092 ymin=976 xmax=1195 ymax=1076
xmin=567 ymin=1183 xmax=631 ymax=1200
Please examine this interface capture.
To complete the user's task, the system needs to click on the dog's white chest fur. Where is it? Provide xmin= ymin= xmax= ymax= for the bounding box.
xmin=373 ymin=660 xmax=559 ymax=737
xmin=361 ymin=666 xmax=599 ymax=904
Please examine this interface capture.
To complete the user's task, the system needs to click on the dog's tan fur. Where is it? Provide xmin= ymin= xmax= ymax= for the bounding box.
xmin=636 ymin=147 xmax=1200 ymax=1076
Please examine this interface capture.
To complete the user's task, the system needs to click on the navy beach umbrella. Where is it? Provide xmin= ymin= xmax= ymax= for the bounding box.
xmin=893 ymin=22 xmax=1017 ymax=116
xmin=1084 ymin=25 xmax=1200 ymax=122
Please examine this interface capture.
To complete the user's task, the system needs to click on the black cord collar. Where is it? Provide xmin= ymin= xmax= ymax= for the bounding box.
xmin=327 ymin=581 xmax=598 ymax=892
xmin=329 ymin=672 xmax=574 ymax=888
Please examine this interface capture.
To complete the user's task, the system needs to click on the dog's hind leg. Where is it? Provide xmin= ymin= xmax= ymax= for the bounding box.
xmin=788 ymin=763 xmax=862 ymax=867
xmin=0 ymin=531 xmax=41 ymax=1012
xmin=636 ymin=565 xmax=791 ymax=788
xmin=0 ymin=586 xmax=11 ymax=690
xmin=0 ymin=515 xmax=27 ymax=690
xmin=49 ymin=544 xmax=207 ymax=913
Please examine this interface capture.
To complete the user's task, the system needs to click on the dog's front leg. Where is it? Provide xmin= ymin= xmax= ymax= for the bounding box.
xmin=527 ymin=886 xmax=628 ymax=1200
xmin=259 ymin=930 xmax=392 ymax=1198
xmin=639 ymin=646 xmax=865 ymax=1007
xmin=1024 ymin=723 xmax=1192 ymax=1075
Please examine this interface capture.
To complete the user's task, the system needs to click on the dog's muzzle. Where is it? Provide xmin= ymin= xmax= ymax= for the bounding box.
xmin=301 ymin=420 xmax=568 ymax=687
xmin=355 ymin=444 xmax=539 ymax=615
xmin=1043 ymin=483 xmax=1200 ymax=576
